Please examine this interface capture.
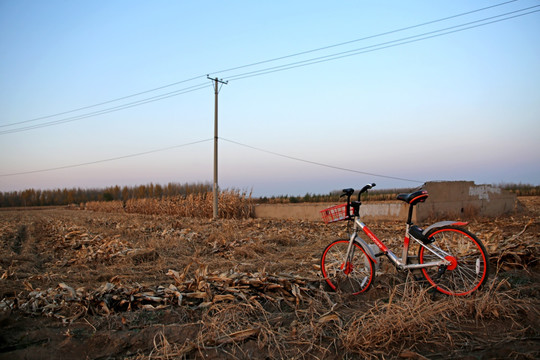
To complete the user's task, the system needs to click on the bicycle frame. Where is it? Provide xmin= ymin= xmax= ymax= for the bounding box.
xmin=348 ymin=216 xmax=452 ymax=271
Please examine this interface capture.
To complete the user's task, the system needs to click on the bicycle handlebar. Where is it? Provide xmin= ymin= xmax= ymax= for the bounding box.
xmin=341 ymin=183 xmax=376 ymax=203
xmin=358 ymin=183 xmax=376 ymax=201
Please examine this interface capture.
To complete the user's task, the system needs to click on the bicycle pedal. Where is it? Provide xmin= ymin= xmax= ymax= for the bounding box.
xmin=436 ymin=265 xmax=447 ymax=279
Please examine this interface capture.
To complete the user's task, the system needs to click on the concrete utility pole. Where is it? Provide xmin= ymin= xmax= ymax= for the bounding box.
xmin=208 ymin=76 xmax=228 ymax=219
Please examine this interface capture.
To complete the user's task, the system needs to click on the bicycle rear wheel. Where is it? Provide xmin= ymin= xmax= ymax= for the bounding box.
xmin=321 ymin=239 xmax=375 ymax=295
xmin=418 ymin=226 xmax=489 ymax=296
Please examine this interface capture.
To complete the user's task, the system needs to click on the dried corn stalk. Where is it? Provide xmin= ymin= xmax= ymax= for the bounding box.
xmin=7 ymin=264 xmax=317 ymax=321
xmin=85 ymin=190 xmax=253 ymax=219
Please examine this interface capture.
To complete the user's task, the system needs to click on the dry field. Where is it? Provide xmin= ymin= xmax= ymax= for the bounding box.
xmin=0 ymin=197 xmax=538 ymax=359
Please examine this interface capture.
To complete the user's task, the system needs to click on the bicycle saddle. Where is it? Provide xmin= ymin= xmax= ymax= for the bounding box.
xmin=397 ymin=190 xmax=428 ymax=205
xmin=342 ymin=188 xmax=354 ymax=197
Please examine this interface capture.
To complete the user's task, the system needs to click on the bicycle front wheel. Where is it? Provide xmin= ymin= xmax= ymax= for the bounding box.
xmin=419 ymin=226 xmax=489 ymax=296
xmin=321 ymin=239 xmax=375 ymax=295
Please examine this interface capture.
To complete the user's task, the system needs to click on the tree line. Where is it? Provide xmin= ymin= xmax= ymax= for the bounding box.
xmin=257 ymin=183 xmax=540 ymax=204
xmin=0 ymin=182 xmax=212 ymax=208
xmin=1 ymin=181 xmax=537 ymax=208
xmin=257 ymin=187 xmax=417 ymax=204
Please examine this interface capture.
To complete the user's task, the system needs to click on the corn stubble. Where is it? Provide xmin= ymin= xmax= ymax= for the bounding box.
xmin=0 ymin=196 xmax=538 ymax=359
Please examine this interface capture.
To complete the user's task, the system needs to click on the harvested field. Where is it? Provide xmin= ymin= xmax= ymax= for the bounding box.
xmin=0 ymin=197 xmax=538 ymax=359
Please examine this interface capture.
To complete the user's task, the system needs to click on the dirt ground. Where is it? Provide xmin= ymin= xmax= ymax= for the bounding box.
xmin=0 ymin=197 xmax=538 ymax=359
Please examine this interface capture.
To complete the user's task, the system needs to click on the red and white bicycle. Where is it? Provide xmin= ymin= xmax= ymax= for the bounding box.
xmin=320 ymin=183 xmax=489 ymax=296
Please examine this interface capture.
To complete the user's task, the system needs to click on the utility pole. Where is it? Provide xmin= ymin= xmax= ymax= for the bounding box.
xmin=208 ymin=75 xmax=228 ymax=219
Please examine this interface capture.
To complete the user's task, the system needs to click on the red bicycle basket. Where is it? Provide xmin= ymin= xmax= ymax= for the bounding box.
xmin=320 ymin=204 xmax=352 ymax=223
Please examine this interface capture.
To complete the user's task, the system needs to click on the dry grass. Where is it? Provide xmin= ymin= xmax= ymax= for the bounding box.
xmin=136 ymin=278 xmax=539 ymax=360
xmin=85 ymin=189 xmax=253 ymax=219
xmin=341 ymin=279 xmax=539 ymax=359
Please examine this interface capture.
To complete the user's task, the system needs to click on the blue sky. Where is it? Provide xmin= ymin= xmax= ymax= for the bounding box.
xmin=1 ymin=0 xmax=539 ymax=196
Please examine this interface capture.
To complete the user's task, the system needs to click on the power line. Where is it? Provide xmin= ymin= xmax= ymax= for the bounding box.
xmin=0 ymin=139 xmax=213 ymax=177
xmin=5 ymin=5 xmax=536 ymax=136
xmin=225 ymin=6 xmax=540 ymax=82
xmin=2 ymin=0 xmax=523 ymax=130
xmin=220 ymin=138 xmax=424 ymax=184
xmin=0 ymin=75 xmax=208 ymax=129
xmin=1 ymin=133 xmax=425 ymax=184
xmin=0 ymin=82 xmax=212 ymax=135
xmin=205 ymin=0 xmax=520 ymax=78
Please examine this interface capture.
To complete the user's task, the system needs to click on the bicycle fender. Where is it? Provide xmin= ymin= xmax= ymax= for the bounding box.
xmin=355 ymin=236 xmax=378 ymax=264
xmin=422 ymin=221 xmax=468 ymax=235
